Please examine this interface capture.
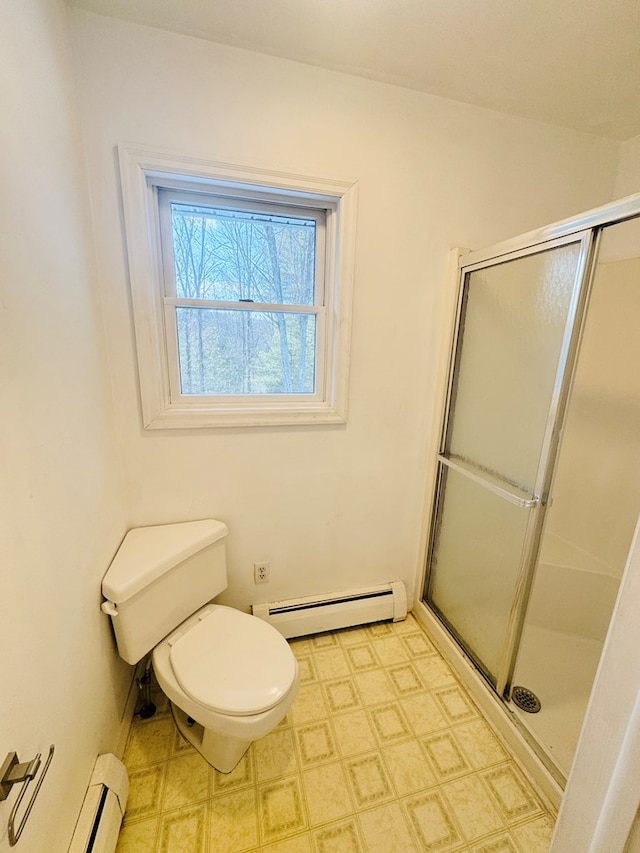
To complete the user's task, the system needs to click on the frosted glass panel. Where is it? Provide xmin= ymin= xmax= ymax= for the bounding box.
xmin=511 ymin=216 xmax=640 ymax=777
xmin=429 ymin=467 xmax=531 ymax=684
xmin=447 ymin=243 xmax=581 ymax=493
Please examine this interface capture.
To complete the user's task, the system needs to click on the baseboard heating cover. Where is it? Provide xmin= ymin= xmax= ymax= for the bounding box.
xmin=68 ymin=753 xmax=128 ymax=853
xmin=252 ymin=581 xmax=407 ymax=638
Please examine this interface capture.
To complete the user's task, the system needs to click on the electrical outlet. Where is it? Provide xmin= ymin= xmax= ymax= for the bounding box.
xmin=254 ymin=561 xmax=270 ymax=584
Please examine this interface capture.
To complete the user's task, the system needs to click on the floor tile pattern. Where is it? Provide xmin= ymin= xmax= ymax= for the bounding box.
xmin=116 ymin=615 xmax=554 ymax=852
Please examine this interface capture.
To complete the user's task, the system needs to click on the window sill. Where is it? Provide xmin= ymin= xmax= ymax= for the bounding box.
xmin=143 ymin=402 xmax=348 ymax=429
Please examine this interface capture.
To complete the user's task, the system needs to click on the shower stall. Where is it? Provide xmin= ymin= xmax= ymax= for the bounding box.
xmin=418 ymin=193 xmax=640 ymax=795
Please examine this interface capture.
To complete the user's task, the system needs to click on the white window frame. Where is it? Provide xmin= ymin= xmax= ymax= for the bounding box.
xmin=118 ymin=144 xmax=358 ymax=428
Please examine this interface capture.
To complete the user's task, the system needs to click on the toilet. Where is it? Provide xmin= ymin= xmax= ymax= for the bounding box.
xmin=100 ymin=519 xmax=300 ymax=773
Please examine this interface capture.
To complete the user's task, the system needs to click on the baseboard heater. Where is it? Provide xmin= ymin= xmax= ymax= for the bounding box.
xmin=252 ymin=581 xmax=407 ymax=638
xmin=68 ymin=754 xmax=128 ymax=853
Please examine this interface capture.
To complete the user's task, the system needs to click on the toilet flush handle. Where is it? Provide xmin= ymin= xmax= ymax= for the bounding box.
xmin=101 ymin=600 xmax=119 ymax=616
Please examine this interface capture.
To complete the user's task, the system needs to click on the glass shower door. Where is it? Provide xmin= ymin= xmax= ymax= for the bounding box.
xmin=511 ymin=215 xmax=640 ymax=776
xmin=424 ymin=235 xmax=593 ymax=692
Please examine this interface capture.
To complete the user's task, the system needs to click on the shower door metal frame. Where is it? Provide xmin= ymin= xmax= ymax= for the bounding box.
xmin=424 ymin=230 xmax=597 ymax=698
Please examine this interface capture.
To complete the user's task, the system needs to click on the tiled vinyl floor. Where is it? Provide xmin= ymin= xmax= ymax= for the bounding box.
xmin=116 ymin=614 xmax=555 ymax=853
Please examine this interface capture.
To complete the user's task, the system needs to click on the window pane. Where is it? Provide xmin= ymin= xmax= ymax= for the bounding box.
xmin=176 ymin=308 xmax=317 ymax=395
xmin=170 ymin=203 xmax=316 ymax=305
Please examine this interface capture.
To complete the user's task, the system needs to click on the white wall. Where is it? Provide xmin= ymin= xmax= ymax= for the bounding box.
xmin=0 ymin=2 xmax=129 ymax=850
xmin=616 ymin=135 xmax=640 ymax=198
xmin=68 ymin=9 xmax=621 ymax=616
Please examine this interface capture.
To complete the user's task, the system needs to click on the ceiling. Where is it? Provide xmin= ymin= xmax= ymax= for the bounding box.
xmin=68 ymin=0 xmax=640 ymax=141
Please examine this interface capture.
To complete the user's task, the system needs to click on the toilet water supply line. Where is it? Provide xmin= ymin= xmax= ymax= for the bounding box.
xmin=136 ymin=657 xmax=157 ymax=719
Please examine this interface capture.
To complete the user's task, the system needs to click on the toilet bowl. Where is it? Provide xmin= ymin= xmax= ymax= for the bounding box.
xmin=152 ymin=603 xmax=300 ymax=772
xmin=101 ymin=519 xmax=300 ymax=773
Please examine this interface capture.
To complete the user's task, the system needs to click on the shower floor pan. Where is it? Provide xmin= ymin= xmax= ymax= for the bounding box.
xmin=511 ymin=624 xmax=603 ymax=778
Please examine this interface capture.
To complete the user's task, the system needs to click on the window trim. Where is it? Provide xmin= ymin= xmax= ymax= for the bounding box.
xmin=118 ymin=144 xmax=358 ymax=428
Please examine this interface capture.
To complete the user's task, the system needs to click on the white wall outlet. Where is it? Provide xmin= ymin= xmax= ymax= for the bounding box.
xmin=254 ymin=561 xmax=270 ymax=584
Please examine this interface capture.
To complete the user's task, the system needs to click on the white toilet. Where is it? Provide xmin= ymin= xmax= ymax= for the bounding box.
xmin=101 ymin=519 xmax=300 ymax=773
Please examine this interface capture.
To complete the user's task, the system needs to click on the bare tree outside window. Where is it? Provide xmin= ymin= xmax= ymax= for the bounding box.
xmin=169 ymin=204 xmax=318 ymax=395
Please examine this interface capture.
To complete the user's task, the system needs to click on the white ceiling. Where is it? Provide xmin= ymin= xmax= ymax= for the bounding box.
xmin=68 ymin=0 xmax=640 ymax=141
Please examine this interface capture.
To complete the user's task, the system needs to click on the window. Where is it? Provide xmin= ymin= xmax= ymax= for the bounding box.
xmin=118 ymin=146 xmax=357 ymax=428
xmin=159 ymin=191 xmax=324 ymax=400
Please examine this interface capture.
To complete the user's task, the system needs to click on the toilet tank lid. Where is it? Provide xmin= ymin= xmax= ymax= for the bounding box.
xmin=102 ymin=519 xmax=228 ymax=604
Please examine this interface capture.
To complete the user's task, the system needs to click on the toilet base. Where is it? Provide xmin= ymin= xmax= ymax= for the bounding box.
xmin=171 ymin=703 xmax=252 ymax=773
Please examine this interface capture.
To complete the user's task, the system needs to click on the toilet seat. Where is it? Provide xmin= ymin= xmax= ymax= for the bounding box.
xmin=168 ymin=606 xmax=297 ymax=717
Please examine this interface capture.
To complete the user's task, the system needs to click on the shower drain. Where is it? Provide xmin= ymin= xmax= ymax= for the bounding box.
xmin=512 ymin=686 xmax=542 ymax=713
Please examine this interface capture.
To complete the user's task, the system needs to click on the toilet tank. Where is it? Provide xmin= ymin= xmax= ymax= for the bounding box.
xmin=101 ymin=519 xmax=229 ymax=665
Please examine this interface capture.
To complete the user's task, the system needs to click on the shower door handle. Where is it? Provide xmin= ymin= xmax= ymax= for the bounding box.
xmin=437 ymin=455 xmax=539 ymax=509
